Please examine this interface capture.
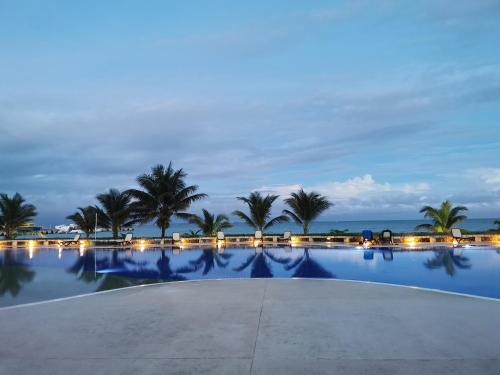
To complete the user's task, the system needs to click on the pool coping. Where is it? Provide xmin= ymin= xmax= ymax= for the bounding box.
xmin=1 ymin=277 xmax=498 ymax=312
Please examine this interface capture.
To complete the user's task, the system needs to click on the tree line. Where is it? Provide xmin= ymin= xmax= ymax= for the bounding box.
xmin=1 ymin=162 xmax=497 ymax=240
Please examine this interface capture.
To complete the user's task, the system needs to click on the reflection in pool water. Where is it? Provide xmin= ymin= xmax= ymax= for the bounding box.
xmin=1 ymin=246 xmax=500 ymax=307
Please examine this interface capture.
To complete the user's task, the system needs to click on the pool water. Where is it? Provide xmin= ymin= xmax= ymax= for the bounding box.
xmin=1 ymin=246 xmax=500 ymax=307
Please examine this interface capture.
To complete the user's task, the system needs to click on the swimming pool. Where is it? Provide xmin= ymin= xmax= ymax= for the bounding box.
xmin=1 ymin=246 xmax=500 ymax=307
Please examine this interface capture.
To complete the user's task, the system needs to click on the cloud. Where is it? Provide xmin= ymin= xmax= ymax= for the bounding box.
xmin=252 ymin=175 xmax=430 ymax=218
xmin=473 ymin=168 xmax=500 ymax=191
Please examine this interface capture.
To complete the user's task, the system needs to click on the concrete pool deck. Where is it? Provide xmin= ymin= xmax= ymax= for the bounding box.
xmin=0 ymin=280 xmax=499 ymax=375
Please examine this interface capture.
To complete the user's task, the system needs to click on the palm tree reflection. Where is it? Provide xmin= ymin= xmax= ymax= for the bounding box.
xmin=233 ymin=248 xmax=290 ymax=278
xmin=177 ymin=248 xmax=233 ymax=276
xmin=424 ymin=250 xmax=471 ymax=277
xmin=67 ymin=250 xmax=107 ymax=283
xmin=0 ymin=250 xmax=35 ymax=297
xmin=285 ymin=248 xmax=335 ymax=278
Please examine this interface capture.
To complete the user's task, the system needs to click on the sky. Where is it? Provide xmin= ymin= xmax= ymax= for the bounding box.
xmin=1 ymin=0 xmax=500 ymax=226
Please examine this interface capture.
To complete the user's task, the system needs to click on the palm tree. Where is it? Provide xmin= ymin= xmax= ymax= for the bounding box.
xmin=127 ymin=163 xmax=207 ymax=238
xmin=187 ymin=209 xmax=232 ymax=236
xmin=232 ymin=192 xmax=288 ymax=232
xmin=0 ymin=193 xmax=37 ymax=240
xmin=415 ymin=200 xmax=468 ymax=233
xmin=283 ymin=189 xmax=332 ymax=235
xmin=96 ymin=189 xmax=135 ymax=239
xmin=66 ymin=206 xmax=103 ymax=238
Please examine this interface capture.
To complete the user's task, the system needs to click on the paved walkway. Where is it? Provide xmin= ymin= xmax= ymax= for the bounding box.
xmin=0 ymin=279 xmax=499 ymax=375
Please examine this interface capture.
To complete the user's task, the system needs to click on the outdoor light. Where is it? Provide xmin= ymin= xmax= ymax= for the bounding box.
xmin=58 ymin=246 xmax=63 ymax=259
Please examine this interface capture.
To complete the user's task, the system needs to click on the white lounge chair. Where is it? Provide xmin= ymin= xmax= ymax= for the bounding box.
xmin=217 ymin=231 xmax=225 ymax=241
xmin=451 ymin=228 xmax=470 ymax=244
xmin=118 ymin=233 xmax=133 ymax=246
xmin=172 ymin=232 xmax=181 ymax=243
xmin=279 ymin=231 xmax=291 ymax=244
xmin=59 ymin=234 xmax=81 ymax=246
xmin=254 ymin=231 xmax=263 ymax=240
xmin=380 ymin=229 xmax=393 ymax=244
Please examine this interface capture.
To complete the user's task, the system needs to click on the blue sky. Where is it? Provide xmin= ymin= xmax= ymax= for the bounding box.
xmin=1 ymin=0 xmax=500 ymax=225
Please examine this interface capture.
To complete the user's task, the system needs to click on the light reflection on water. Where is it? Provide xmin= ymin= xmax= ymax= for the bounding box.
xmin=1 ymin=246 xmax=500 ymax=307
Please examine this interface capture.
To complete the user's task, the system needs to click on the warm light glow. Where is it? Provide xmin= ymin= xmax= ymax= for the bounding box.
xmin=254 ymin=239 xmax=262 ymax=248
xmin=326 ymin=237 xmax=331 ymax=241
xmin=452 ymin=239 xmax=459 ymax=247
xmin=405 ymin=236 xmax=417 ymax=244
xmin=58 ymin=246 xmax=63 ymax=259
xmin=28 ymin=240 xmax=35 ymax=259
xmin=79 ymin=240 xmax=86 ymax=256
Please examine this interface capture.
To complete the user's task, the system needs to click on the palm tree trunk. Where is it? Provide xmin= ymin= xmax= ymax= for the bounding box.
xmin=303 ymin=222 xmax=309 ymax=235
xmin=112 ymin=225 xmax=118 ymax=239
xmin=161 ymin=225 xmax=166 ymax=239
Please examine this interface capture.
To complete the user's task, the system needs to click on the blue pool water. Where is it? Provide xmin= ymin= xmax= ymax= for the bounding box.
xmin=1 ymin=246 xmax=500 ymax=307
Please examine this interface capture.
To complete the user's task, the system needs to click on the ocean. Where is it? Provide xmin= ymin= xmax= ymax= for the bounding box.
xmin=101 ymin=218 xmax=498 ymax=237
xmin=11 ymin=218 xmax=499 ymax=239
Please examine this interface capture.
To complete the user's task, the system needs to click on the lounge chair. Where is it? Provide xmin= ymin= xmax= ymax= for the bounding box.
xmin=173 ymin=232 xmax=181 ymax=244
xmin=279 ymin=231 xmax=292 ymax=244
xmin=118 ymin=233 xmax=133 ymax=246
xmin=380 ymin=229 xmax=393 ymax=245
xmin=451 ymin=228 xmax=474 ymax=244
xmin=59 ymin=234 xmax=81 ymax=247
xmin=217 ymin=231 xmax=225 ymax=242
xmin=361 ymin=230 xmax=373 ymax=244
xmin=254 ymin=231 xmax=263 ymax=247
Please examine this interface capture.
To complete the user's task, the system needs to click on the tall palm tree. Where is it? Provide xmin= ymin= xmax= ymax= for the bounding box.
xmin=127 ymin=163 xmax=207 ymax=238
xmin=187 ymin=209 xmax=232 ymax=236
xmin=232 ymin=192 xmax=288 ymax=232
xmin=283 ymin=189 xmax=332 ymax=235
xmin=66 ymin=206 xmax=103 ymax=238
xmin=96 ymin=189 xmax=135 ymax=239
xmin=0 ymin=193 xmax=37 ymax=240
xmin=415 ymin=200 xmax=468 ymax=233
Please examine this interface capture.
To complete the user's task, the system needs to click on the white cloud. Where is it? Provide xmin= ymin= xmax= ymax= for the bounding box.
xmin=474 ymin=168 xmax=500 ymax=190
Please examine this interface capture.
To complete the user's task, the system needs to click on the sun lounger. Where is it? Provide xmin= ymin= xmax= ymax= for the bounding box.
xmin=380 ymin=229 xmax=393 ymax=244
xmin=118 ymin=233 xmax=133 ymax=246
xmin=59 ymin=234 xmax=81 ymax=246
xmin=254 ymin=230 xmax=263 ymax=240
xmin=451 ymin=228 xmax=472 ymax=244
xmin=279 ymin=231 xmax=292 ymax=244
xmin=361 ymin=230 xmax=373 ymax=244
xmin=217 ymin=231 xmax=225 ymax=241
xmin=173 ymin=232 xmax=181 ymax=244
